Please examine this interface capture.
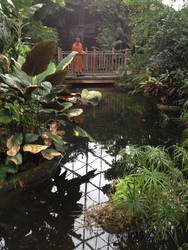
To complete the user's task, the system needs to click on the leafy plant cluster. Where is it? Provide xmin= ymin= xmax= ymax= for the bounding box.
xmin=0 ymin=40 xmax=91 ymax=181
xmin=120 ymin=0 xmax=188 ymax=105
xmin=88 ymin=143 xmax=188 ymax=246
xmin=88 ymin=91 xmax=188 ymax=246
xmin=0 ymin=0 xmax=60 ymax=60
xmin=95 ymin=0 xmax=130 ymax=50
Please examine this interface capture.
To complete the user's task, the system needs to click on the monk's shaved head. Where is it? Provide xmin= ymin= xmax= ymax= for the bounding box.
xmin=75 ymin=37 xmax=80 ymax=43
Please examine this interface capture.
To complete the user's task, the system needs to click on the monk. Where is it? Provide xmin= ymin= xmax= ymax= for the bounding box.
xmin=72 ymin=37 xmax=85 ymax=76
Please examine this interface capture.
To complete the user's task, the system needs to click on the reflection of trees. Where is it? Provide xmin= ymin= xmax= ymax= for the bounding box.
xmin=115 ymin=230 xmax=186 ymax=250
xmin=0 ymin=167 xmax=95 ymax=250
xmin=82 ymin=90 xmax=182 ymax=147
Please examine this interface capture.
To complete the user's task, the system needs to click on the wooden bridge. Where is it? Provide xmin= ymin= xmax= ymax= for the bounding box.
xmin=58 ymin=48 xmax=128 ymax=84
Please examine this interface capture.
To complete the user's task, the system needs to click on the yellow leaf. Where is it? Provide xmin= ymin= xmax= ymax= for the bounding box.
xmin=23 ymin=145 xmax=48 ymax=154
xmin=74 ymin=129 xmax=79 ymax=137
xmin=41 ymin=150 xmax=62 ymax=160
xmin=7 ymin=135 xmax=13 ymax=149
xmin=9 ymin=157 xmax=18 ymax=165
xmin=7 ymin=135 xmax=20 ymax=156
xmin=7 ymin=146 xmax=20 ymax=156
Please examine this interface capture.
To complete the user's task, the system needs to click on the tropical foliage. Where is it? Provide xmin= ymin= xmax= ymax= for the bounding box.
xmin=0 ymin=40 xmax=90 ymax=181
xmin=95 ymin=0 xmax=130 ymax=50
xmin=0 ymin=0 xmax=62 ymax=59
xmin=118 ymin=0 xmax=188 ymax=107
xmin=88 ymin=142 xmax=188 ymax=246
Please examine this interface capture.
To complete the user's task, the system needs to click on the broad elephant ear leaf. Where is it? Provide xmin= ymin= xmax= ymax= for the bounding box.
xmin=33 ymin=62 xmax=56 ymax=84
xmin=44 ymin=133 xmax=64 ymax=145
xmin=0 ymin=168 xmax=7 ymax=180
xmin=44 ymin=70 xmax=69 ymax=85
xmin=0 ymin=109 xmax=12 ymax=124
xmin=66 ymin=109 xmax=83 ymax=118
xmin=22 ymin=40 xmax=56 ymax=76
xmin=1 ymin=74 xmax=24 ymax=94
xmin=56 ymin=51 xmax=78 ymax=71
xmin=62 ymin=102 xmax=73 ymax=110
xmin=7 ymin=153 xmax=23 ymax=165
xmin=7 ymin=133 xmax=23 ymax=156
xmin=23 ymin=144 xmax=48 ymax=154
xmin=74 ymin=126 xmax=95 ymax=142
xmin=11 ymin=57 xmax=32 ymax=86
xmin=41 ymin=149 xmax=62 ymax=160
xmin=25 ymin=133 xmax=39 ymax=144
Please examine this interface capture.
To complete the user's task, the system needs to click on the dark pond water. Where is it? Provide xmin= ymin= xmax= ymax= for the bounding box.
xmin=0 ymin=87 xmax=183 ymax=250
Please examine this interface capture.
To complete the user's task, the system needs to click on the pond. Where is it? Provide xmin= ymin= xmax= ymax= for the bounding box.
xmin=0 ymin=86 xmax=183 ymax=250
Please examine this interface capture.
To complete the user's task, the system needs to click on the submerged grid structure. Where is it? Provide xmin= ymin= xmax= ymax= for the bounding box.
xmin=64 ymin=143 xmax=118 ymax=250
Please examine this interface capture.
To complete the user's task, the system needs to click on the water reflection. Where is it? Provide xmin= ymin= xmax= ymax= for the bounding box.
xmin=80 ymin=87 xmax=182 ymax=146
xmin=0 ymin=143 xmax=118 ymax=250
xmin=0 ymin=168 xmax=83 ymax=250
xmin=65 ymin=143 xmax=118 ymax=250
xmin=0 ymin=87 xmax=183 ymax=250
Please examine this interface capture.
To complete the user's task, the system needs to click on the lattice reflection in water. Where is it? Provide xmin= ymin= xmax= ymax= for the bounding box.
xmin=64 ymin=142 xmax=118 ymax=250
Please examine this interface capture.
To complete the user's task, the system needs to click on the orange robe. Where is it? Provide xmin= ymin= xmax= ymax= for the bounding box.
xmin=72 ymin=42 xmax=84 ymax=73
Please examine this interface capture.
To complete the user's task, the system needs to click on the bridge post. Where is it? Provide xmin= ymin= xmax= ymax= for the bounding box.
xmin=93 ymin=48 xmax=96 ymax=76
xmin=57 ymin=47 xmax=62 ymax=63
xmin=85 ymin=47 xmax=88 ymax=72
xmin=112 ymin=48 xmax=115 ymax=71
xmin=125 ymin=48 xmax=129 ymax=66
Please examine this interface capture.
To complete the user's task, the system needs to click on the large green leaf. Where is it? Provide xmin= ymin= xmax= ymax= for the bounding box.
xmin=51 ymin=0 xmax=65 ymax=7
xmin=44 ymin=70 xmax=68 ymax=85
xmin=33 ymin=62 xmax=56 ymax=84
xmin=81 ymin=89 xmax=102 ymax=106
xmin=66 ymin=109 xmax=83 ymax=118
xmin=7 ymin=153 xmax=23 ymax=166
xmin=11 ymin=133 xmax=23 ymax=147
xmin=56 ymin=51 xmax=78 ymax=71
xmin=0 ymin=109 xmax=12 ymax=124
xmin=6 ymin=133 xmax=23 ymax=156
xmin=5 ymin=102 xmax=20 ymax=120
xmin=74 ymin=126 xmax=95 ymax=142
xmin=0 ymin=167 xmax=7 ymax=180
xmin=22 ymin=40 xmax=56 ymax=76
xmin=35 ymin=82 xmax=52 ymax=99
xmin=5 ymin=165 xmax=18 ymax=174
xmin=25 ymin=133 xmax=39 ymax=144
xmin=40 ymin=92 xmax=57 ymax=103
xmin=45 ymin=133 xmax=64 ymax=145
xmin=62 ymin=102 xmax=73 ymax=110
xmin=40 ymin=81 xmax=53 ymax=93
xmin=11 ymin=57 xmax=32 ymax=86
xmin=23 ymin=144 xmax=48 ymax=154
xmin=0 ymin=83 xmax=9 ymax=93
xmin=17 ymin=55 xmax=25 ymax=66
xmin=41 ymin=148 xmax=61 ymax=160
xmin=1 ymin=74 xmax=24 ymax=94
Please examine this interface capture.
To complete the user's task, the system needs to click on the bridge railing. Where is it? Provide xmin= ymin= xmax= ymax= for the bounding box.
xmin=58 ymin=47 xmax=128 ymax=75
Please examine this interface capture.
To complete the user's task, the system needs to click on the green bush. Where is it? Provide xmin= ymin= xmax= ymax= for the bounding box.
xmin=25 ymin=25 xmax=58 ymax=45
